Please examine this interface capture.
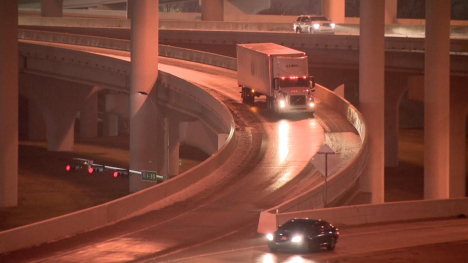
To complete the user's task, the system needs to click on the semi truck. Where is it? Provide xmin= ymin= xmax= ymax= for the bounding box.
xmin=237 ymin=43 xmax=315 ymax=113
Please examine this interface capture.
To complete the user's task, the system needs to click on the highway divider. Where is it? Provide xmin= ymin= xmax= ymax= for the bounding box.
xmin=276 ymin=197 xmax=468 ymax=227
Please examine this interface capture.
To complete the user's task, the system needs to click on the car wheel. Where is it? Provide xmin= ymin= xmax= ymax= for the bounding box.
xmin=296 ymin=28 xmax=301 ymax=34
xmin=309 ymin=28 xmax=315 ymax=34
xmin=327 ymin=237 xmax=336 ymax=251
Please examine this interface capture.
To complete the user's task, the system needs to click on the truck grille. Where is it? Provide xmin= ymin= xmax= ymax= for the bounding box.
xmin=290 ymin=95 xmax=306 ymax=106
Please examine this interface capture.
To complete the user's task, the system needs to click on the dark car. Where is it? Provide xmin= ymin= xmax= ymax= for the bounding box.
xmin=266 ymin=218 xmax=339 ymax=252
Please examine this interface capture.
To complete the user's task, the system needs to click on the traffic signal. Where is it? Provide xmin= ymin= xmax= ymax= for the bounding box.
xmin=66 ymin=163 xmax=82 ymax=171
xmin=113 ymin=169 xmax=129 ymax=178
xmin=88 ymin=165 xmax=105 ymax=174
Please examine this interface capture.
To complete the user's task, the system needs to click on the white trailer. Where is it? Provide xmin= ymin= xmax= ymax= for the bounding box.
xmin=237 ymin=43 xmax=315 ymax=113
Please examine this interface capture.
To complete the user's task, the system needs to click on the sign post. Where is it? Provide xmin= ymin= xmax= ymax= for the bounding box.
xmin=315 ymin=144 xmax=336 ymax=207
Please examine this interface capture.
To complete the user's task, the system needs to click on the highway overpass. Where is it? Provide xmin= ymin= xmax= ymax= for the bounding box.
xmin=0 ymin=1 xmax=466 ymax=262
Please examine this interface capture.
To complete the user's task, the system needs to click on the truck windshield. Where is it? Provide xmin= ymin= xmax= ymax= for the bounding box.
xmin=279 ymin=78 xmax=309 ymax=88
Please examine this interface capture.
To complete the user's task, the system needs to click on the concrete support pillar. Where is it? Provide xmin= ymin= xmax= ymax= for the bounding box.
xmin=126 ymin=0 xmax=132 ymax=19
xmin=201 ymin=0 xmax=224 ymax=21
xmin=41 ymin=0 xmax=63 ymax=17
xmin=359 ymin=0 xmax=385 ymax=204
xmin=180 ymin=121 xmax=217 ymax=155
xmin=79 ymin=89 xmax=99 ymax=138
xmin=19 ymin=74 xmax=96 ymax=151
xmin=424 ymin=1 xmax=451 ymax=200
xmin=28 ymin=101 xmax=47 ymax=141
xmin=384 ymin=73 xmax=408 ymax=167
xmin=129 ymin=0 xmax=159 ymax=192
xmin=385 ymin=0 xmax=398 ymax=24
xmin=168 ymin=118 xmax=180 ymax=177
xmin=103 ymin=113 xmax=119 ymax=136
xmin=322 ymin=0 xmax=345 ymax=23
xmin=449 ymin=76 xmax=467 ymax=198
xmin=0 ymin=0 xmax=18 ymax=207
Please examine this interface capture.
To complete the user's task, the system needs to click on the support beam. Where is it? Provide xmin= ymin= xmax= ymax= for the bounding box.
xmin=129 ymin=0 xmax=159 ymax=192
xmin=449 ymin=76 xmax=468 ymax=198
xmin=201 ymin=0 xmax=224 ymax=21
xmin=359 ymin=0 xmax=385 ymax=204
xmin=28 ymin=101 xmax=47 ymax=141
xmin=384 ymin=72 xmax=409 ymax=167
xmin=168 ymin=118 xmax=180 ymax=178
xmin=385 ymin=0 xmax=398 ymax=24
xmin=322 ymin=0 xmax=345 ymax=23
xmin=79 ymin=89 xmax=99 ymax=138
xmin=19 ymin=74 xmax=97 ymax=151
xmin=0 ymin=0 xmax=18 ymax=207
xmin=424 ymin=0 xmax=451 ymax=200
xmin=41 ymin=0 xmax=63 ymax=17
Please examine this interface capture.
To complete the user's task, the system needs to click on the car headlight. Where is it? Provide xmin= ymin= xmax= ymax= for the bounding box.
xmin=291 ymin=235 xmax=302 ymax=243
xmin=313 ymin=24 xmax=320 ymax=29
xmin=331 ymin=23 xmax=336 ymax=28
xmin=279 ymin=100 xmax=286 ymax=108
xmin=266 ymin=234 xmax=274 ymax=241
xmin=309 ymin=102 xmax=315 ymax=107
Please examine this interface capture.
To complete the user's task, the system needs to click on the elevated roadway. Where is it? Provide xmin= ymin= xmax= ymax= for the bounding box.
xmin=1 ymin=32 xmax=362 ymax=261
xmin=2 ymin=16 xmax=464 ymax=261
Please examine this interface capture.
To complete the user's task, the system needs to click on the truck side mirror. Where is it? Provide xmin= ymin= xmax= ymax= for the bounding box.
xmin=309 ymin=76 xmax=316 ymax=88
xmin=273 ymin=78 xmax=279 ymax=90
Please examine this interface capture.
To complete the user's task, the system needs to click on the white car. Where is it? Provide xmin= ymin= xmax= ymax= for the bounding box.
xmin=293 ymin=15 xmax=335 ymax=34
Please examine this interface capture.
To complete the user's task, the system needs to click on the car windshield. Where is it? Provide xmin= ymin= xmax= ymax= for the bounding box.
xmin=280 ymin=220 xmax=316 ymax=230
xmin=279 ymin=77 xmax=309 ymax=88
xmin=311 ymin=17 xmax=328 ymax=21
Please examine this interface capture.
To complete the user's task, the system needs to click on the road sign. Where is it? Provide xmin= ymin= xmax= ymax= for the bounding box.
xmin=141 ymin=170 xmax=158 ymax=182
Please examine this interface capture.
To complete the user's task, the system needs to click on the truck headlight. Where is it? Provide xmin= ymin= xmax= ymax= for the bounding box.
xmin=279 ymin=100 xmax=286 ymax=108
xmin=266 ymin=234 xmax=274 ymax=241
xmin=313 ymin=24 xmax=320 ymax=29
xmin=331 ymin=23 xmax=336 ymax=28
xmin=309 ymin=102 xmax=315 ymax=107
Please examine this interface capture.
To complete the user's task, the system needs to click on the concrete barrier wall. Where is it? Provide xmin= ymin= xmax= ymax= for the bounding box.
xmin=277 ymin=198 xmax=468 ymax=227
xmin=18 ymin=29 xmax=237 ymax=70
xmin=0 ymin=72 xmax=236 ymax=254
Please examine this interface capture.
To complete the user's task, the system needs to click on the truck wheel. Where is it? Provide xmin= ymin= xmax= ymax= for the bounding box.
xmin=242 ymin=88 xmax=254 ymax=104
xmin=296 ymin=28 xmax=301 ymax=34
xmin=309 ymin=28 xmax=315 ymax=34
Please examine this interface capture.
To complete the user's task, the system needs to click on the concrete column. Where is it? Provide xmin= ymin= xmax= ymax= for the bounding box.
xmin=41 ymin=0 xmax=63 ymax=17
xmin=168 ymin=119 xmax=180 ymax=177
xmin=384 ymin=72 xmax=408 ymax=167
xmin=79 ymin=89 xmax=99 ymax=138
xmin=424 ymin=1 xmax=451 ymax=200
xmin=180 ymin=121 xmax=217 ymax=155
xmin=129 ymin=0 xmax=159 ymax=192
xmin=103 ymin=113 xmax=119 ymax=136
xmin=322 ymin=0 xmax=345 ymax=23
xmin=201 ymin=0 xmax=224 ymax=21
xmin=449 ymin=76 xmax=467 ymax=198
xmin=126 ymin=0 xmax=132 ymax=19
xmin=0 ymin=0 xmax=18 ymax=207
xmin=19 ymin=74 xmax=97 ymax=151
xmin=28 ymin=101 xmax=47 ymax=141
xmin=359 ymin=0 xmax=385 ymax=204
xmin=385 ymin=0 xmax=398 ymax=24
